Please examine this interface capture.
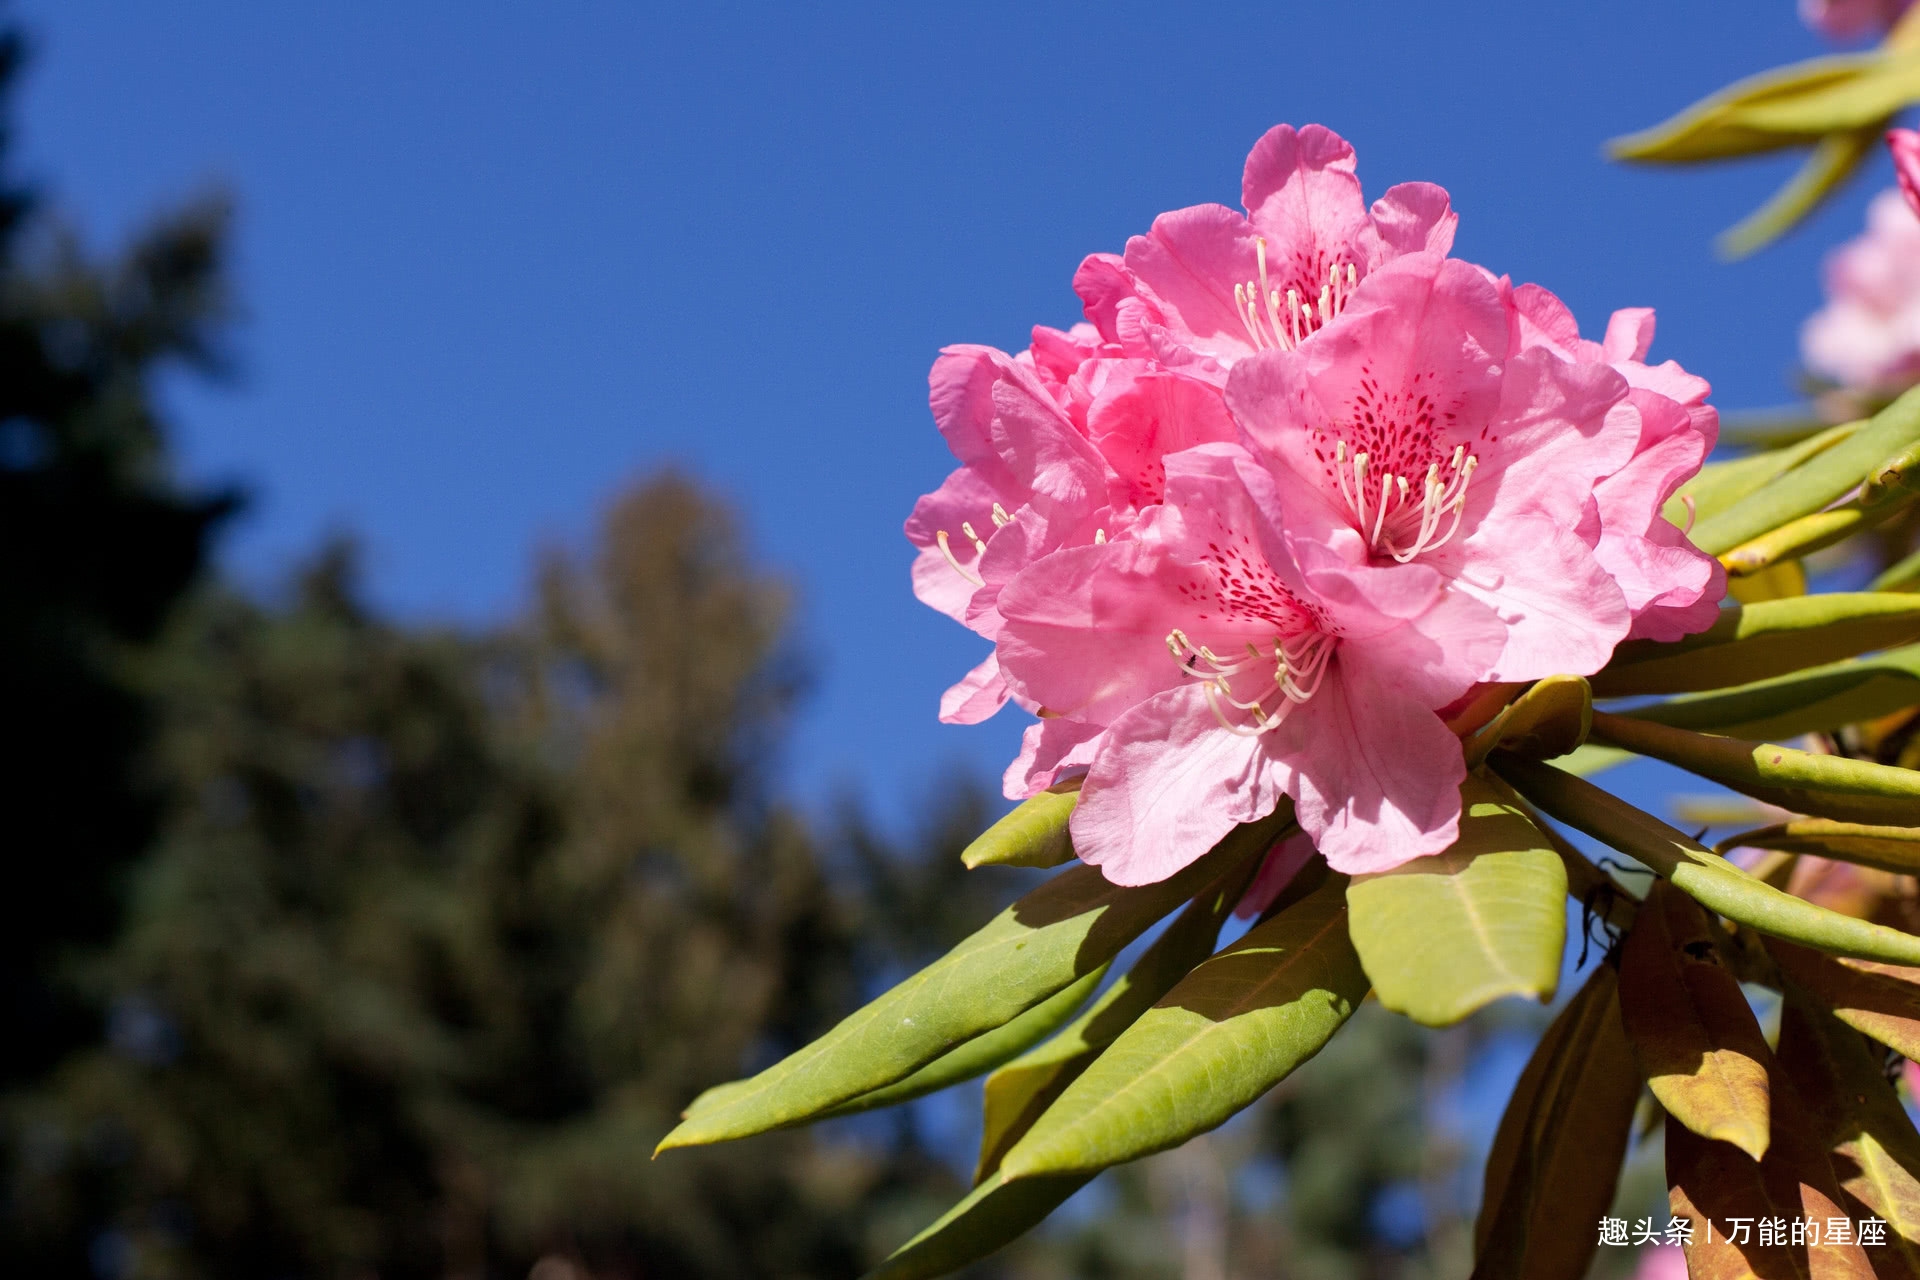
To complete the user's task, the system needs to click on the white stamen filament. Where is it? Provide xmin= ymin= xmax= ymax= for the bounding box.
xmin=935 ymin=530 xmax=984 ymax=586
xmin=1167 ymin=628 xmax=1336 ymax=737
xmin=1329 ymin=441 xmax=1480 ymax=562
xmin=1233 ymin=240 xmax=1357 ymax=353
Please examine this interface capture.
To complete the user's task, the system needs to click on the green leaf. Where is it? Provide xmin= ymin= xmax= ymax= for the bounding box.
xmin=1717 ymin=818 xmax=1920 ymax=875
xmin=1624 ymin=641 xmax=1920 ymax=741
xmin=656 ymin=821 xmax=1273 ymax=1152
xmin=1873 ymin=542 xmax=1920 ymax=592
xmin=975 ymin=850 xmax=1263 ymax=1180
xmin=962 ymin=782 xmax=1078 ymax=869
xmin=1667 ymin=420 xmax=1865 ymax=528
xmin=1692 ymin=383 xmax=1920 ymax=556
xmin=1720 ymin=505 xmax=1888 ymax=578
xmin=1719 ymin=123 xmax=1886 ymax=260
xmin=1461 ymin=676 xmax=1591 ymax=768
xmin=862 ymin=1170 xmax=1092 ymax=1280
xmin=997 ymin=870 xmax=1366 ymax=1181
xmin=1617 ymin=882 xmax=1773 ymax=1160
xmin=1471 ymin=964 xmax=1639 ymax=1280
xmin=1772 ymin=993 xmax=1920 ymax=1273
xmin=1767 ymin=938 xmax=1920 ymax=1061
xmin=1347 ymin=776 xmax=1565 ymax=1026
xmin=1592 ymin=593 xmax=1920 ymax=698
xmin=1588 ymin=710 xmax=1920 ymax=826
xmin=819 ymin=965 xmax=1107 ymax=1120
xmin=1610 ymin=52 xmax=1889 ymax=163
xmin=1493 ymin=754 xmax=1920 ymax=965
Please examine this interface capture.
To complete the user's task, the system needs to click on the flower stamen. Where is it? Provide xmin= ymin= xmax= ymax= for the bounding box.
xmin=1328 ymin=440 xmax=1480 ymax=562
xmin=1167 ymin=627 xmax=1335 ymax=737
xmin=936 ymin=530 xmax=985 ymax=587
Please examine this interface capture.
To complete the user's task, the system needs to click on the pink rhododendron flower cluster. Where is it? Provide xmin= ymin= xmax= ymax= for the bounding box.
xmin=907 ymin=125 xmax=1723 ymax=885
xmin=1801 ymin=0 xmax=1913 ymax=39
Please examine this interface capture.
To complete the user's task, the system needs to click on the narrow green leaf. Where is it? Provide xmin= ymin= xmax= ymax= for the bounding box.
xmin=1667 ymin=420 xmax=1865 ymax=528
xmin=1461 ymin=675 xmax=1590 ymax=768
xmin=657 ymin=821 xmax=1273 ymax=1152
xmin=1773 ymin=992 xmax=1920 ymax=1273
xmin=1589 ymin=710 xmax=1920 ymax=826
xmin=1874 ymin=543 xmax=1920 ymax=592
xmin=1692 ymin=383 xmax=1920 ymax=556
xmin=1721 ymin=505 xmax=1884 ymax=577
xmin=1719 ymin=123 xmax=1885 ymax=260
xmin=862 ymin=1170 xmax=1092 ymax=1280
xmin=1595 ymin=593 xmax=1920 ymax=698
xmin=975 ymin=850 xmax=1263 ymax=1180
xmin=1471 ymin=964 xmax=1639 ymax=1280
xmin=1618 ymin=882 xmax=1773 ymax=1160
xmin=1610 ymin=52 xmax=1886 ymax=163
xmin=1624 ymin=641 xmax=1920 ymax=741
xmin=1767 ymin=938 xmax=1920 ymax=1061
xmin=819 ymin=965 xmax=1107 ymax=1119
xmin=962 ymin=782 xmax=1078 ymax=869
xmin=1348 ymin=776 xmax=1565 ymax=1026
xmin=998 ymin=871 xmax=1366 ymax=1180
xmin=1493 ymin=754 xmax=1920 ymax=965
xmin=1718 ymin=818 xmax=1920 ymax=875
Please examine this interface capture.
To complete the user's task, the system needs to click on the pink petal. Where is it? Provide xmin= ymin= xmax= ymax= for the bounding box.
xmin=1234 ymin=832 xmax=1319 ymax=919
xmin=1283 ymin=653 xmax=1466 ymax=874
xmin=1070 ymin=684 xmax=1286 ymax=885
xmin=940 ymin=652 xmax=1011 ymax=724
xmin=1086 ymin=370 xmax=1237 ymax=508
xmin=1121 ymin=202 xmax=1263 ymax=366
xmin=1240 ymin=123 xmax=1368 ymax=264
xmin=1003 ymin=715 xmax=1105 ymax=799
xmin=1359 ymin=181 xmax=1459 ymax=265
xmin=905 ymin=465 xmax=1001 ymax=622
xmin=1602 ymin=307 xmax=1657 ymax=363
xmin=1894 ymin=128 xmax=1920 ymax=219
xmin=1443 ymin=508 xmax=1631 ymax=682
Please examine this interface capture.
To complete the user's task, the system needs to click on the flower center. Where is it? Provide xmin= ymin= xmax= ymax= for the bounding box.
xmin=935 ymin=502 xmax=1014 ymax=586
xmin=1232 ymin=237 xmax=1358 ymax=353
xmin=1330 ymin=439 xmax=1479 ymax=562
xmin=1166 ymin=627 xmax=1336 ymax=737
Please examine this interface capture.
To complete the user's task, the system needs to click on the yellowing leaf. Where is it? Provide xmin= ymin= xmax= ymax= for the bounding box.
xmin=1618 ymin=883 xmax=1772 ymax=1160
xmin=1719 ymin=818 xmax=1920 ymax=875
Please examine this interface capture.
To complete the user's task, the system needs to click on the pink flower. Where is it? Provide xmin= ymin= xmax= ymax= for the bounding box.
xmin=1891 ymin=127 xmax=1920 ymax=218
xmin=1802 ymin=188 xmax=1920 ymax=392
xmin=1632 ymin=1244 xmax=1689 ymax=1280
xmin=995 ymin=443 xmax=1504 ymax=882
xmin=904 ymin=341 xmax=1236 ymax=724
xmin=1224 ymin=252 xmax=1647 ymax=683
xmin=1801 ymin=0 xmax=1912 ymax=39
xmin=1502 ymin=283 xmax=1726 ymax=643
xmin=1073 ymin=124 xmax=1457 ymax=384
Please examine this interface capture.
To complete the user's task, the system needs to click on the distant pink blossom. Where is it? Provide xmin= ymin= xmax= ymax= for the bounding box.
xmin=1073 ymin=124 xmax=1456 ymax=384
xmin=1802 ymin=188 xmax=1920 ymax=392
xmin=1502 ymin=283 xmax=1727 ymax=642
xmin=1801 ymin=0 xmax=1912 ymax=39
xmin=1225 ymin=252 xmax=1647 ymax=684
xmin=995 ymin=444 xmax=1503 ymax=882
xmin=1632 ymin=1244 xmax=1689 ymax=1280
xmin=1891 ymin=127 xmax=1920 ymax=217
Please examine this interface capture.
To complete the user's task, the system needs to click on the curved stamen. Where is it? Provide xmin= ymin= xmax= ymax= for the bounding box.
xmin=936 ymin=530 xmax=985 ymax=586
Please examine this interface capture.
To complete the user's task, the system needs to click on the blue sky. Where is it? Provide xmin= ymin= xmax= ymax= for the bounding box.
xmin=12 ymin=0 xmax=1887 ymax=824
